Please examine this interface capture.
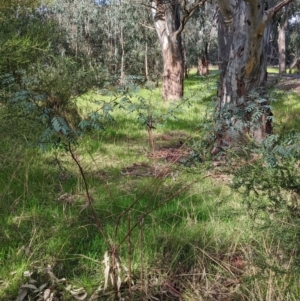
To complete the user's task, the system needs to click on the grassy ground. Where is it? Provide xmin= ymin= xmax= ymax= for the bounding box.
xmin=1 ymin=71 xmax=300 ymax=300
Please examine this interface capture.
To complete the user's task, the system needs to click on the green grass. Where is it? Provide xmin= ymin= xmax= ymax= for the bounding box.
xmin=1 ymin=71 xmax=300 ymax=300
xmin=271 ymin=89 xmax=300 ymax=133
xmin=267 ymin=66 xmax=298 ymax=74
xmin=267 ymin=66 xmax=280 ymax=74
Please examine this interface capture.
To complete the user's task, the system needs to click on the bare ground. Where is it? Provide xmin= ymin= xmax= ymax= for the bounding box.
xmin=269 ymin=73 xmax=300 ymax=94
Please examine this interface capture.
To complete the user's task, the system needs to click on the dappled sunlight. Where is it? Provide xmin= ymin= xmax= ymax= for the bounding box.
xmin=272 ymin=91 xmax=300 ymax=133
xmin=2 ymin=67 xmax=300 ymax=299
xmin=1 ymin=0 xmax=300 ymax=297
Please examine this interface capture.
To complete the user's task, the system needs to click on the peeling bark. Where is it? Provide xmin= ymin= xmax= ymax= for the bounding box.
xmin=197 ymin=43 xmax=209 ymax=75
xmin=151 ymin=0 xmax=184 ymax=100
xmin=213 ymin=0 xmax=293 ymax=153
xmin=289 ymin=57 xmax=300 ymax=74
xmin=151 ymin=0 xmax=207 ymax=100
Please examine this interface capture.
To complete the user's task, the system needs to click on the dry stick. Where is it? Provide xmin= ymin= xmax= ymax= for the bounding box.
xmin=114 ymin=102 xmax=203 ymax=241
xmin=85 ymin=127 xmax=181 ymax=297
xmin=112 ymin=252 xmax=119 ymax=301
xmin=119 ymin=126 xmax=203 ymax=241
xmin=116 ymin=174 xmax=212 ymax=251
xmin=87 ymin=149 xmax=131 ymax=236
xmin=139 ymin=217 xmax=146 ymax=295
xmin=114 ymin=172 xmax=162 ymax=243
xmin=87 ymin=150 xmax=115 ymax=205
xmin=70 ymin=146 xmax=120 ymax=299
xmin=114 ymin=124 xmax=174 ymax=241
xmin=127 ymin=215 xmax=132 ymax=299
xmin=87 ymin=148 xmax=150 ymax=300
xmin=148 ymin=115 xmax=156 ymax=176
xmin=68 ymin=142 xmax=111 ymax=250
xmin=149 ymin=127 xmax=203 ymax=200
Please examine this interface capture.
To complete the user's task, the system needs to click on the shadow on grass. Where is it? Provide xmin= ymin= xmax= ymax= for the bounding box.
xmin=2 ymin=136 xmax=300 ymax=301
xmin=2 ymin=71 xmax=300 ymax=300
xmin=0 ymin=123 xmax=218 ymax=299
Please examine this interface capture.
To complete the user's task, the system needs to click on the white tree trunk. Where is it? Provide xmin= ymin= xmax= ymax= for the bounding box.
xmin=120 ymin=26 xmax=125 ymax=86
xmin=278 ymin=18 xmax=288 ymax=74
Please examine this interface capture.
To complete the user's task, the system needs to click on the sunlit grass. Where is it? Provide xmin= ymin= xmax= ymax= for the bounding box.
xmin=272 ymin=90 xmax=300 ymax=133
xmin=267 ymin=65 xmax=298 ymax=75
xmin=0 ymin=72 xmax=219 ymax=300
xmin=267 ymin=66 xmax=280 ymax=74
xmin=1 ymin=70 xmax=300 ymax=300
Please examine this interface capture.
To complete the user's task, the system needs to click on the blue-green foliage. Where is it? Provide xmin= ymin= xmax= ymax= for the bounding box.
xmin=115 ymin=91 xmax=194 ymax=130
xmin=212 ymin=89 xmax=274 ymax=145
xmin=232 ymin=131 xmax=300 ymax=217
xmin=0 ymin=7 xmax=110 ymax=150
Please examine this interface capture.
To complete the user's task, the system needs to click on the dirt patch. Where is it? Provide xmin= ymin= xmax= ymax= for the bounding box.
xmin=118 ymin=130 xmax=199 ymax=178
xmin=121 ymin=162 xmax=156 ymax=177
xmin=121 ymin=162 xmax=174 ymax=178
xmin=150 ymin=131 xmax=202 ymax=165
xmin=269 ymin=73 xmax=300 ymax=94
xmin=155 ymin=131 xmax=190 ymax=147
xmin=277 ymin=75 xmax=300 ymax=94
xmin=149 ymin=144 xmax=191 ymax=164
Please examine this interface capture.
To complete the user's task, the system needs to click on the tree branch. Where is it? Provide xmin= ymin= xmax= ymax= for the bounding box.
xmin=138 ymin=22 xmax=155 ymax=30
xmin=174 ymin=0 xmax=207 ymax=36
xmin=216 ymin=0 xmax=234 ymax=25
xmin=116 ymin=174 xmax=213 ymax=250
xmin=68 ymin=143 xmax=111 ymax=249
xmin=264 ymin=0 xmax=294 ymax=23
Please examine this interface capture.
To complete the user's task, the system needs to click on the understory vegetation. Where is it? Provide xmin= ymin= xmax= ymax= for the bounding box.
xmin=1 ymin=70 xmax=300 ymax=301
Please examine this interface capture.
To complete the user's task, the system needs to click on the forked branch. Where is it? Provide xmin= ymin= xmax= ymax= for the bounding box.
xmin=264 ymin=0 xmax=294 ymax=24
xmin=68 ymin=142 xmax=111 ymax=249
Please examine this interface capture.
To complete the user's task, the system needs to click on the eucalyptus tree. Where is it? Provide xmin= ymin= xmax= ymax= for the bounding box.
xmin=0 ymin=0 xmax=41 ymax=12
xmin=150 ymin=0 xmax=208 ymax=100
xmin=275 ymin=1 xmax=300 ymax=73
xmin=287 ymin=5 xmax=300 ymax=72
xmin=0 ymin=0 xmax=54 ymax=80
xmin=50 ymin=0 xmax=103 ymax=59
xmin=213 ymin=0 xmax=294 ymax=153
xmin=184 ymin=3 xmax=217 ymax=75
xmin=288 ymin=15 xmax=300 ymax=72
xmin=49 ymin=0 xmax=160 ymax=85
xmin=277 ymin=12 xmax=289 ymax=73
xmin=105 ymin=0 xmax=161 ymax=84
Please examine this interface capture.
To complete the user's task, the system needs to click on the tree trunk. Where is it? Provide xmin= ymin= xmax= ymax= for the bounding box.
xmin=197 ymin=43 xmax=209 ymax=75
xmin=289 ymin=57 xmax=300 ymax=74
xmin=151 ymin=0 xmax=184 ymax=100
xmin=278 ymin=18 xmax=288 ymax=74
xmin=213 ymin=0 xmax=292 ymax=153
xmin=297 ymin=59 xmax=300 ymax=74
xmin=145 ymin=42 xmax=149 ymax=82
xmin=161 ymin=38 xmax=184 ymax=100
xmin=197 ymin=58 xmax=209 ymax=76
xmin=182 ymin=36 xmax=189 ymax=79
xmin=120 ymin=26 xmax=125 ymax=86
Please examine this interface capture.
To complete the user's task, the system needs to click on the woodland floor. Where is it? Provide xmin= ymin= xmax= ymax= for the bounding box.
xmin=269 ymin=72 xmax=300 ymax=93
xmin=1 ymin=70 xmax=300 ymax=301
